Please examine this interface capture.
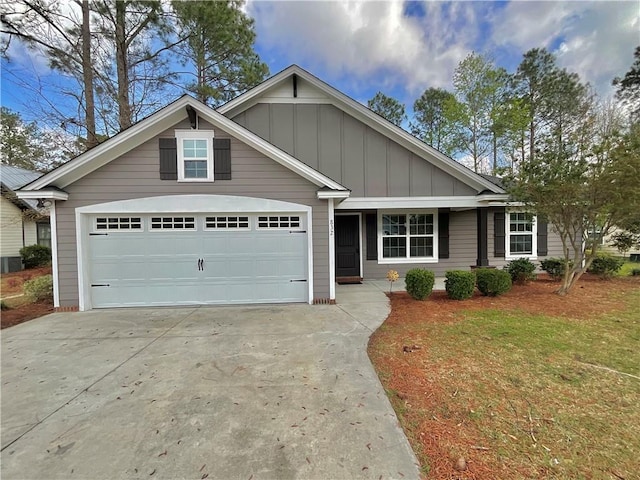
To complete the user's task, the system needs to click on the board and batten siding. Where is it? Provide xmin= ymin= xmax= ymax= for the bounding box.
xmin=55 ymin=119 xmax=329 ymax=307
xmin=361 ymin=209 xmax=478 ymax=278
xmin=232 ymin=104 xmax=478 ymax=197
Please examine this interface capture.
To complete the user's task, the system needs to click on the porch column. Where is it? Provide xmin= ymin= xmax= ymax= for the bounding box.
xmin=476 ymin=208 xmax=489 ymax=267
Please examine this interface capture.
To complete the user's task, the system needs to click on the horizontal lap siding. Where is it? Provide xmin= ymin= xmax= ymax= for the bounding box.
xmin=56 ymin=125 xmax=329 ymax=306
xmin=362 ymin=210 xmax=477 ymax=278
xmin=0 ymin=198 xmax=24 ymax=257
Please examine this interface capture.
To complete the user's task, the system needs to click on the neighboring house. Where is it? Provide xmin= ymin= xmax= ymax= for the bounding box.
xmin=17 ymin=65 xmax=563 ymax=311
xmin=601 ymin=227 xmax=640 ymax=258
xmin=1 ymin=165 xmax=51 ymax=273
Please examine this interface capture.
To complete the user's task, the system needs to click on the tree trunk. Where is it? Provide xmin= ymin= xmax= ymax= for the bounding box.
xmin=81 ymin=0 xmax=98 ymax=149
xmin=492 ymin=131 xmax=497 ymax=174
xmin=115 ymin=0 xmax=132 ymax=130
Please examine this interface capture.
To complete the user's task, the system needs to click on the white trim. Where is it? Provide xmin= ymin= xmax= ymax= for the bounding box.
xmin=175 ymin=130 xmax=215 ymax=182
xmin=218 ymin=66 xmax=504 ymax=194
xmin=337 ymin=195 xmax=508 ymax=210
xmin=317 ymin=190 xmax=351 ymax=200
xmin=75 ymin=195 xmax=310 ymax=214
xmin=335 ymin=212 xmax=363 ymax=279
xmin=328 ymin=199 xmax=335 ymax=301
xmin=505 ymin=211 xmax=538 ymax=260
xmin=378 ymin=209 xmax=438 ymax=264
xmin=15 ymin=190 xmax=69 ymax=201
xmin=50 ymin=202 xmax=60 ymax=308
xmin=76 ymin=210 xmax=88 ymax=311
xmin=22 ymin=96 xmax=347 ymax=193
xmin=75 ymin=195 xmax=315 ymax=309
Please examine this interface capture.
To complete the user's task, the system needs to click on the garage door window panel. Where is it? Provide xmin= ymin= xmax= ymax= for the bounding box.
xmin=205 ymin=216 xmax=250 ymax=230
xmin=257 ymin=215 xmax=301 ymax=229
xmin=150 ymin=217 xmax=196 ymax=230
xmin=95 ymin=217 xmax=143 ymax=231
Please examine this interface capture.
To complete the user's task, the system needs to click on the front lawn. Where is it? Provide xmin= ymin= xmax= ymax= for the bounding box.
xmin=368 ymin=276 xmax=640 ymax=479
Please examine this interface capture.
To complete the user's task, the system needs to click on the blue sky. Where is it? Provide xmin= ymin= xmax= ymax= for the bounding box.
xmin=2 ymin=0 xmax=638 ymax=129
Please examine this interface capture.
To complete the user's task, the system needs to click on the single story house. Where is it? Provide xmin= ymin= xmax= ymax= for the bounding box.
xmin=17 ymin=65 xmax=562 ymax=311
xmin=1 ymin=165 xmax=51 ymax=273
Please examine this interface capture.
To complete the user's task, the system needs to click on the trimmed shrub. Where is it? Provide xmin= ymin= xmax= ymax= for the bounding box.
xmin=19 ymin=244 xmax=51 ymax=269
xmin=631 ymin=268 xmax=640 ymax=276
xmin=404 ymin=268 xmax=435 ymax=300
xmin=540 ymin=258 xmax=572 ymax=280
xmin=475 ymin=268 xmax=512 ymax=296
xmin=445 ymin=270 xmax=476 ymax=300
xmin=588 ymin=255 xmax=624 ymax=279
xmin=0 ymin=300 xmax=8 ymax=311
xmin=505 ymin=257 xmax=536 ymax=284
xmin=23 ymin=274 xmax=53 ymax=302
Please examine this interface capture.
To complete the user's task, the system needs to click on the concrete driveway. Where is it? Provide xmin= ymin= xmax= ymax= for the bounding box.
xmin=1 ymin=284 xmax=419 ymax=479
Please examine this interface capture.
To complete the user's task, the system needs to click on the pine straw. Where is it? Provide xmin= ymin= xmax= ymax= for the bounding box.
xmin=368 ymin=275 xmax=640 ymax=479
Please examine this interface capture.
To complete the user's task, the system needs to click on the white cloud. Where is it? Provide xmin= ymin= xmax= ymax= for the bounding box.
xmin=491 ymin=1 xmax=639 ymax=95
xmin=247 ymin=0 xmax=483 ymax=101
xmin=249 ymin=0 xmax=637 ymax=101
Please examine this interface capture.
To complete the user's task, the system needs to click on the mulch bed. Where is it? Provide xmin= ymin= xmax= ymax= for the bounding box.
xmin=369 ymin=275 xmax=640 ymax=479
xmin=1 ymin=301 xmax=55 ymax=329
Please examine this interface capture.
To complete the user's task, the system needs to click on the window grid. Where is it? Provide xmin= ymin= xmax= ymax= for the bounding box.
xmin=381 ymin=213 xmax=434 ymax=259
xmin=507 ymin=212 xmax=535 ymax=256
xmin=205 ymin=216 xmax=250 ymax=229
xmin=257 ymin=216 xmax=301 ymax=229
xmin=96 ymin=217 xmax=143 ymax=231
xmin=150 ymin=217 xmax=196 ymax=230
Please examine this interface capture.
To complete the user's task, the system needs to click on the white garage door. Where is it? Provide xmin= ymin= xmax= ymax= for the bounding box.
xmin=88 ymin=213 xmax=308 ymax=308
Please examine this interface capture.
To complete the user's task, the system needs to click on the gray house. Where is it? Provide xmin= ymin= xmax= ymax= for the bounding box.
xmin=17 ymin=65 xmax=561 ymax=311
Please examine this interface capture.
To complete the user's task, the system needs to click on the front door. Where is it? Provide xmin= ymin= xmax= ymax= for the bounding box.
xmin=335 ymin=215 xmax=360 ymax=277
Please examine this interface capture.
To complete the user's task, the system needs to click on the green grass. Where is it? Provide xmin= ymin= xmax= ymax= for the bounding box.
xmin=372 ymin=287 xmax=640 ymax=479
xmin=619 ymin=260 xmax=640 ymax=276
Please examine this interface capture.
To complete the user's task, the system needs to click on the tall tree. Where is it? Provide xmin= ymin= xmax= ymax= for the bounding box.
xmin=613 ymin=45 xmax=640 ymax=122
xmin=513 ymin=48 xmax=559 ymax=163
xmin=1 ymin=107 xmax=56 ymax=171
xmin=171 ymin=0 xmax=268 ymax=107
xmin=1 ymin=0 xmax=98 ymax=147
xmin=91 ymin=0 xmax=179 ymax=131
xmin=410 ymin=87 xmax=457 ymax=155
xmin=367 ymin=92 xmax=406 ymax=127
xmin=448 ymin=52 xmax=506 ymax=173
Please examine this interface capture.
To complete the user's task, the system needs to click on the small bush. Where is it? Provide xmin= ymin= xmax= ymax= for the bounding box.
xmin=23 ymin=274 xmax=53 ymax=302
xmin=19 ymin=244 xmax=51 ymax=269
xmin=0 ymin=300 xmax=9 ymax=311
xmin=540 ymin=258 xmax=572 ymax=280
xmin=505 ymin=257 xmax=536 ymax=284
xmin=588 ymin=255 xmax=624 ymax=279
xmin=475 ymin=268 xmax=512 ymax=296
xmin=445 ymin=270 xmax=476 ymax=300
xmin=404 ymin=268 xmax=435 ymax=300
xmin=631 ymin=268 xmax=640 ymax=276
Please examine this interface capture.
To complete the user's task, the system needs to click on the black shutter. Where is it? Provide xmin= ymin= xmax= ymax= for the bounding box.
xmin=159 ymin=138 xmax=177 ymax=180
xmin=214 ymin=138 xmax=231 ymax=180
xmin=365 ymin=214 xmax=377 ymax=261
xmin=494 ymin=209 xmax=506 ymax=257
xmin=438 ymin=210 xmax=450 ymax=259
xmin=537 ymin=216 xmax=548 ymax=256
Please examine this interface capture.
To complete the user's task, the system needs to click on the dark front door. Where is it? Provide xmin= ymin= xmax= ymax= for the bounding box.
xmin=335 ymin=215 xmax=360 ymax=277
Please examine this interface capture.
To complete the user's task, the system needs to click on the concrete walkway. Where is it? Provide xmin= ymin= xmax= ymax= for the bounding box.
xmin=1 ymin=287 xmax=420 ymax=479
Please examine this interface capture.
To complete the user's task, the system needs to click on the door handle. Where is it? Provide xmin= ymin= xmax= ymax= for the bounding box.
xmin=197 ymin=259 xmax=203 ymax=271
xmin=201 ymin=258 xmax=204 ymax=271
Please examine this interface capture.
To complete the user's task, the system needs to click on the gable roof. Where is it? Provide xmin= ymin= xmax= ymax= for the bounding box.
xmin=19 ymin=95 xmax=348 ymax=193
xmin=218 ymin=65 xmax=505 ymax=195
